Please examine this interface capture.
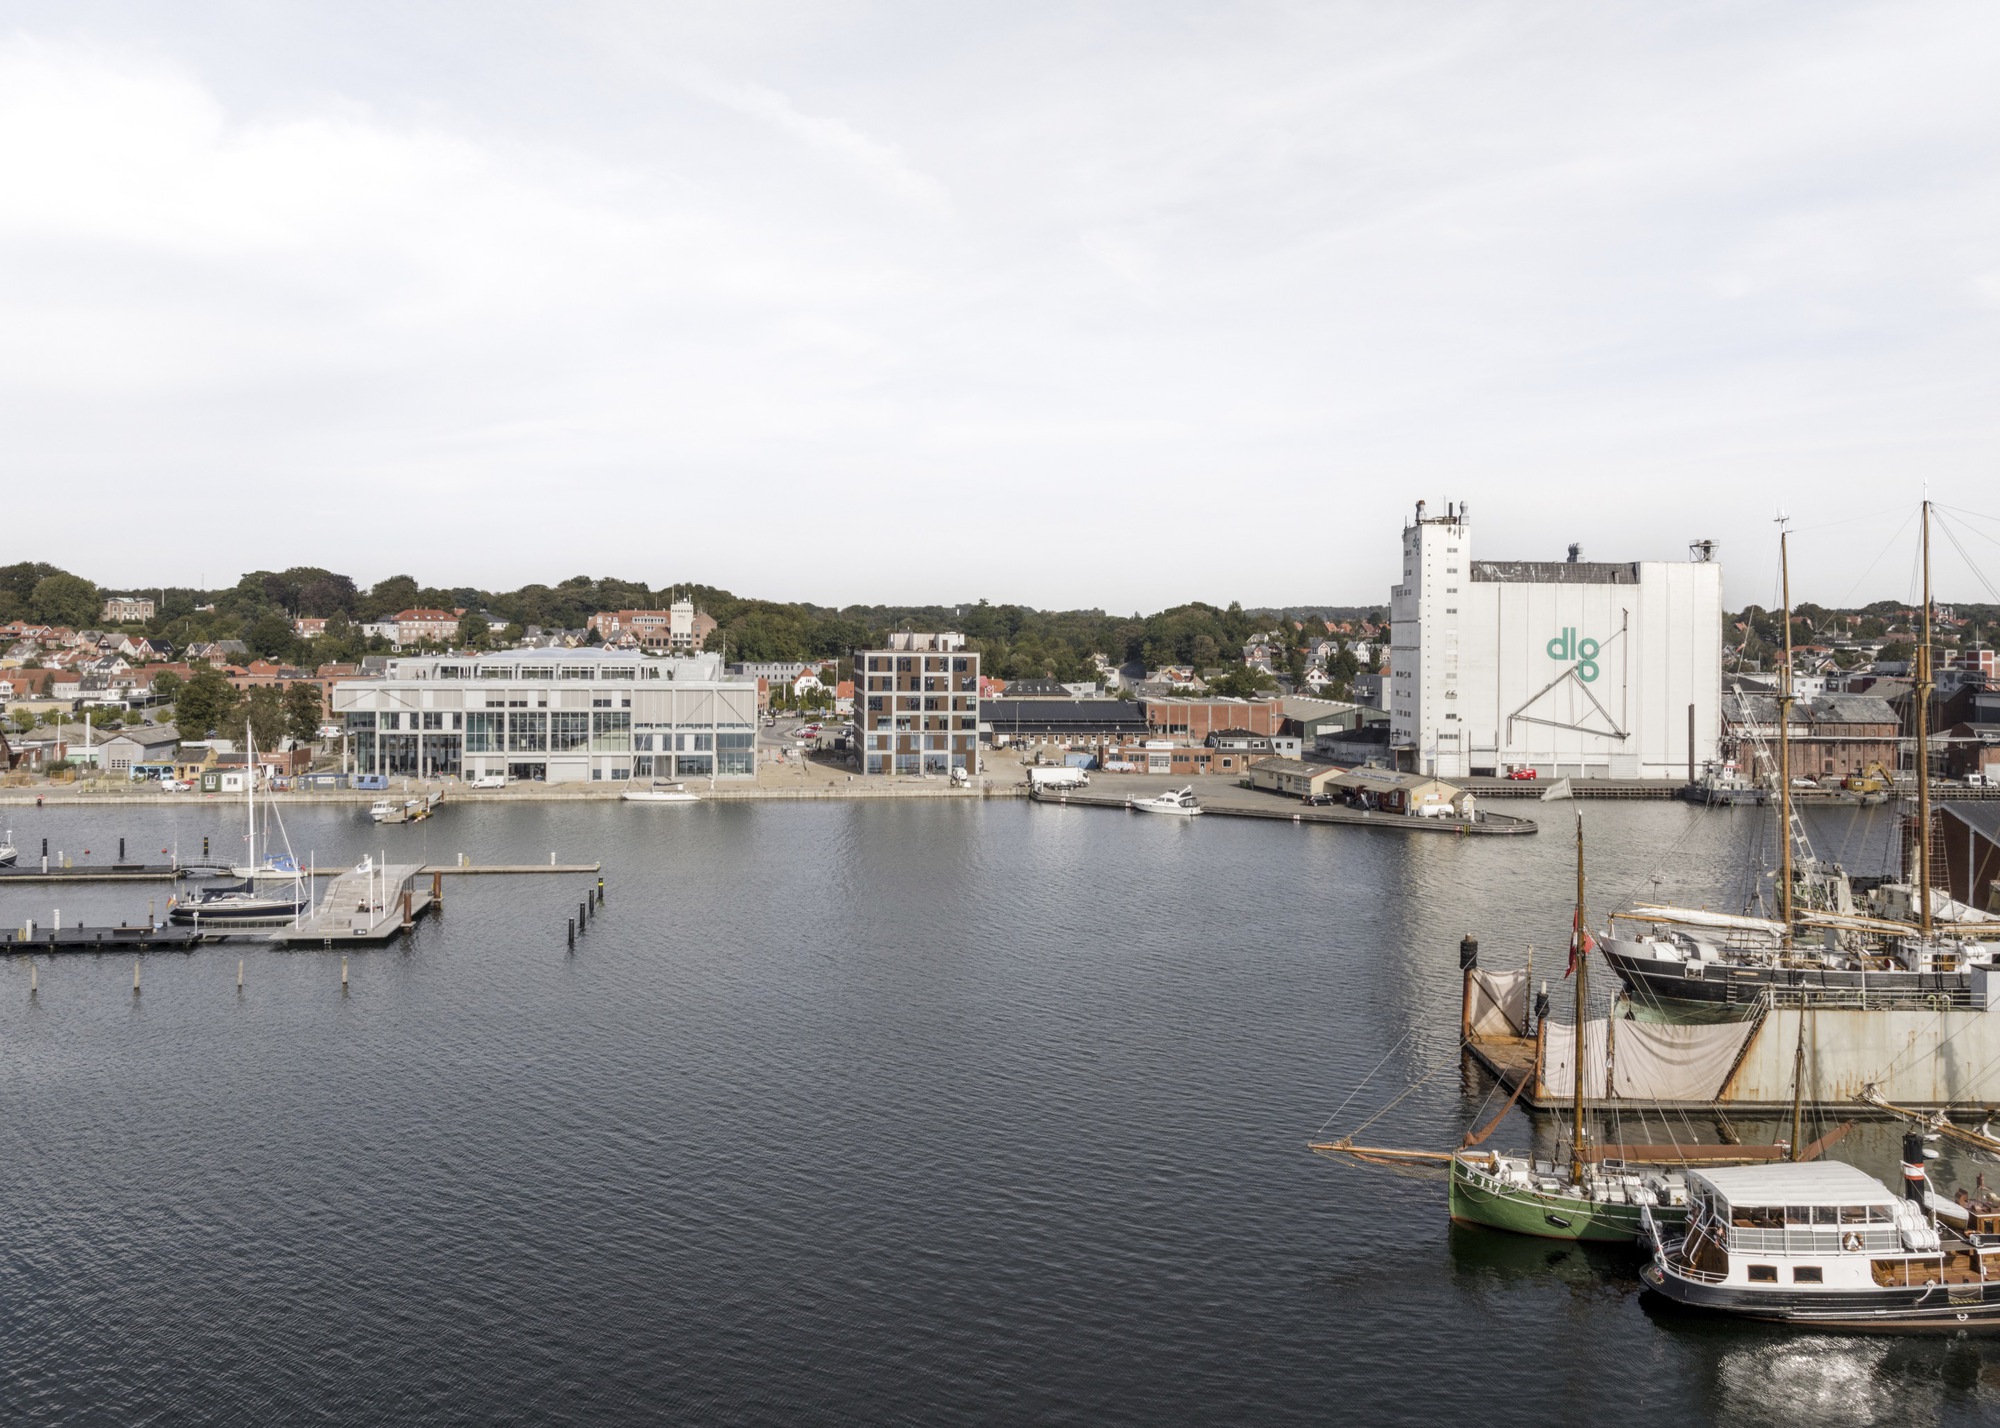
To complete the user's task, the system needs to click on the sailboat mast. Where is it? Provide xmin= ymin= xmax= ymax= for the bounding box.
xmin=1571 ymin=815 xmax=1588 ymax=1184
xmin=246 ymin=719 xmax=256 ymax=873
xmin=1778 ymin=525 xmax=1794 ymax=945
xmin=1917 ymin=500 xmax=1934 ymax=938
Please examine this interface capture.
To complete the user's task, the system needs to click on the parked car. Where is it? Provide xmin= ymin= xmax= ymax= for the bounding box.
xmin=158 ymin=778 xmax=192 ymax=792
xmin=470 ymin=773 xmax=507 ymax=789
xmin=1505 ymin=768 xmax=1538 ymax=780
xmin=1301 ymin=793 xmax=1337 ymax=806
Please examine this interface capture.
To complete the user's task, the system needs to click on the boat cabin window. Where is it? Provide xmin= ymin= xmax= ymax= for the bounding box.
xmin=1841 ymin=1206 xmax=1873 ymax=1224
xmin=1736 ymin=1206 xmax=1782 ymax=1229
xmin=1792 ymin=1266 xmax=1823 ymax=1284
xmin=1747 ymin=1265 xmax=1778 ymax=1282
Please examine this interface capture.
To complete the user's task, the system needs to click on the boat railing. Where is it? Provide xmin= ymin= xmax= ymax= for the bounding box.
xmin=1723 ymin=1225 xmax=1901 ymax=1256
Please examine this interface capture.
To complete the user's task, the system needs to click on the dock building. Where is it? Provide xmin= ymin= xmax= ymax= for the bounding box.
xmin=331 ymin=648 xmax=758 ymax=784
xmin=855 ymin=633 xmax=979 ymax=775
xmin=1388 ymin=501 xmax=1723 ymax=779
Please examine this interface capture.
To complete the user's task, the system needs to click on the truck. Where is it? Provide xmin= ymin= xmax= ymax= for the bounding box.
xmin=1028 ymin=766 xmax=1089 ymax=792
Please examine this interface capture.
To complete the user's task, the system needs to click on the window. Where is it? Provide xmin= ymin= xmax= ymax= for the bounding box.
xmin=507 ymin=711 xmax=548 ymax=752
xmin=466 ymin=711 xmax=504 ymax=753
xmin=1792 ymin=1266 xmax=1823 ymax=1283
xmin=422 ymin=711 xmax=443 ymax=730
xmin=1747 ymin=1265 xmax=1778 ymax=1283
xmin=592 ymin=711 xmax=631 ymax=751
xmin=550 ymin=711 xmax=590 ymax=752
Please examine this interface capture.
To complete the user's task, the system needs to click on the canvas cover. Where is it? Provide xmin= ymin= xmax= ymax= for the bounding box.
xmin=1466 ymin=968 xmax=1530 ymax=1038
xmin=1538 ymin=1017 xmax=1754 ymax=1102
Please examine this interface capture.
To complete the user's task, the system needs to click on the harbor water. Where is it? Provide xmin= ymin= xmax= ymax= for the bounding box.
xmin=0 ymin=798 xmax=1995 ymax=1425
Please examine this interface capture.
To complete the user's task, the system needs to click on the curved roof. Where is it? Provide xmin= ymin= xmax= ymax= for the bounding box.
xmin=1690 ymin=1160 xmax=1897 ymax=1206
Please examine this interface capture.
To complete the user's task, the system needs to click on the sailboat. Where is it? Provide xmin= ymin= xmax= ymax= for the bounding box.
xmin=1601 ymin=504 xmax=2000 ymax=1017
xmin=169 ymin=724 xmax=312 ymax=927
xmin=1312 ymin=816 xmax=1808 ymax=1242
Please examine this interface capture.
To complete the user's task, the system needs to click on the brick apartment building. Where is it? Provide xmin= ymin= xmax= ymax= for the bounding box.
xmin=855 ymin=633 xmax=979 ymax=776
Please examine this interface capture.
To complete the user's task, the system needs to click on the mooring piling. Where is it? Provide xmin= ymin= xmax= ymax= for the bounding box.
xmin=133 ymin=960 xmax=141 ymax=995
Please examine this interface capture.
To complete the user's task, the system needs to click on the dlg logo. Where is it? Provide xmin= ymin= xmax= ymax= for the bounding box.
xmin=1547 ymin=628 xmax=1601 ymax=682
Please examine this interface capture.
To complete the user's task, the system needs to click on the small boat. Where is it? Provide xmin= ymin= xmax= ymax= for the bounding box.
xmin=1128 ymin=786 xmax=1203 ymax=816
xmin=623 ymin=780 xmax=699 ymax=804
xmin=1676 ymin=763 xmax=1767 ymax=807
xmin=171 ymin=723 xmax=312 ymax=926
xmin=1640 ymin=1141 xmax=2000 ymax=1331
xmin=0 ymin=829 xmax=16 ymax=868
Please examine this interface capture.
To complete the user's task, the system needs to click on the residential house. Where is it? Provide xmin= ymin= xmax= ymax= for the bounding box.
xmin=392 ymin=609 xmax=463 ymax=646
xmin=101 ymin=596 xmax=156 ymax=622
xmin=294 ymin=617 xmax=329 ymax=639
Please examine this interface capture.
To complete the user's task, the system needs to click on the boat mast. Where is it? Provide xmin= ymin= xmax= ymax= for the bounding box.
xmin=1789 ymin=1015 xmax=1806 ymax=1162
xmin=1571 ymin=814 xmax=1588 ymax=1185
xmin=245 ymin=719 xmax=256 ymax=873
xmin=1917 ymin=500 xmax=1934 ymax=938
xmin=1777 ymin=524 xmax=1795 ymax=944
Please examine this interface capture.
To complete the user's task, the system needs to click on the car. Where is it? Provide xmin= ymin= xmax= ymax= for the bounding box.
xmin=1505 ymin=768 xmax=1538 ymax=780
xmin=1301 ymin=793 xmax=1338 ymax=806
xmin=158 ymin=778 xmax=192 ymax=792
xmin=470 ymin=773 xmax=507 ymax=789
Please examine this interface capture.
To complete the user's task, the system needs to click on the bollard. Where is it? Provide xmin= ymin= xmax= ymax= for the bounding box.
xmin=597 ymin=876 xmax=605 ymax=905
xmin=567 ymin=917 xmax=575 ymax=950
xmin=30 ymin=963 xmax=37 ymax=995
xmin=134 ymin=960 xmax=142 ymax=995
xmin=119 ymin=837 xmax=126 ymax=862
xmin=342 ymin=957 xmax=349 ymax=993
xmin=579 ymin=900 xmax=588 ymax=932
xmin=238 ymin=958 xmax=245 ymax=991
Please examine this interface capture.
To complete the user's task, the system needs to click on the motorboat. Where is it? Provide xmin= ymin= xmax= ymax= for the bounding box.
xmin=1640 ymin=1145 xmax=2000 ymax=1330
xmin=369 ymin=799 xmax=403 ymax=823
xmin=0 ymin=829 xmax=15 ymax=868
xmin=622 ymin=781 xmax=699 ymax=804
xmin=1676 ymin=763 xmax=1766 ymax=807
xmin=1128 ymin=786 xmax=1203 ymax=817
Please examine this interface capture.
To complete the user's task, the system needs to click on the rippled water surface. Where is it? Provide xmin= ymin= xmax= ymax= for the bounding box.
xmin=1 ymin=798 xmax=1996 ymax=1426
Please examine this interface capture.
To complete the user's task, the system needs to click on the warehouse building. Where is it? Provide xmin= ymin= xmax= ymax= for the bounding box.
xmin=1388 ymin=500 xmax=1723 ymax=779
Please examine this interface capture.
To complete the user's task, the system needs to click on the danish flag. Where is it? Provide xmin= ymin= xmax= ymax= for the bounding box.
xmin=1566 ymin=907 xmax=1596 ymax=979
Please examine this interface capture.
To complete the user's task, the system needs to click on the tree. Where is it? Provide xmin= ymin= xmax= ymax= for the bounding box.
xmin=284 ymin=682 xmax=323 ymax=745
xmin=1208 ymin=665 xmax=1277 ymax=699
xmin=173 ymin=668 xmax=237 ymax=739
xmin=152 ymin=670 xmax=185 ymax=706
xmin=30 ymin=573 xmax=100 ymax=627
xmin=9 ymin=708 xmax=32 ymax=734
xmin=247 ymin=612 xmax=298 ymax=661
xmin=231 ymin=685 xmax=287 ymax=751
xmin=457 ymin=614 xmax=490 ymax=649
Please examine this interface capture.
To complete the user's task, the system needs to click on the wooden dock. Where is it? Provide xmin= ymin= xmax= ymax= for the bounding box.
xmin=270 ymin=861 xmax=434 ymax=945
xmin=1028 ymin=786 xmax=1537 ymax=835
xmin=0 ymin=863 xmax=235 ymax=883
xmin=5 ymin=923 xmax=212 ymax=953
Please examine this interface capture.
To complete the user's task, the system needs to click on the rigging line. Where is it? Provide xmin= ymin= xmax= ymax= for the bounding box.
xmin=1831 ymin=508 xmax=1919 ymax=612
xmin=1933 ymin=501 xmax=2000 ymax=528
xmin=1343 ymin=1053 xmax=1466 ymax=1141
xmin=1934 ymin=512 xmax=2000 ymax=607
xmin=1310 ymin=1027 xmax=1417 ymax=1138
xmin=1787 ymin=504 xmax=1927 ymax=537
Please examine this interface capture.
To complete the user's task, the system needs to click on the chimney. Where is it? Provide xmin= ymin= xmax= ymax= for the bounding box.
xmin=1567 ymin=543 xmax=1582 ymax=564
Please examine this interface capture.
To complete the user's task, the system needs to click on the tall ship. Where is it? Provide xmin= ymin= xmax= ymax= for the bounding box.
xmin=1601 ymin=503 xmax=2000 ymax=1020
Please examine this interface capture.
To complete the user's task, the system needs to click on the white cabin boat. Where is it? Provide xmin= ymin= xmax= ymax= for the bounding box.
xmin=622 ymin=781 xmax=699 ymax=804
xmin=1129 ymin=786 xmax=1203 ymax=817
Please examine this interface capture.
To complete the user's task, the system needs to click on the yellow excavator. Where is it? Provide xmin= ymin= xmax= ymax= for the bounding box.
xmin=1843 ymin=761 xmax=1893 ymax=794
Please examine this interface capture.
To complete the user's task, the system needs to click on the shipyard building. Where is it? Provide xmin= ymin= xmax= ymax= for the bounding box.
xmin=332 ymin=648 xmax=759 ymax=784
xmin=1388 ymin=501 xmax=1722 ymax=779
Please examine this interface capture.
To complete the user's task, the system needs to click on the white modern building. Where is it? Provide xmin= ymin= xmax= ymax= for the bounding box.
xmin=331 ymin=648 xmax=759 ymax=784
xmin=1388 ymin=500 xmax=1722 ymax=779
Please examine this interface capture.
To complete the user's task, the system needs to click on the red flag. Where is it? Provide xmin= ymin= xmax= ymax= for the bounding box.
xmin=1566 ymin=906 xmax=1596 ymax=979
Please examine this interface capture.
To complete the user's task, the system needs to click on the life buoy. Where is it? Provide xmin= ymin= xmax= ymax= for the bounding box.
xmin=1842 ymin=1230 xmax=1863 ymax=1252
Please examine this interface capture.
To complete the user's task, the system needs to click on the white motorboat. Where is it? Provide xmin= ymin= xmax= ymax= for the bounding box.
xmin=1128 ymin=785 xmax=1203 ymax=817
xmin=0 ymin=829 xmax=16 ymax=868
xmin=623 ymin=781 xmax=700 ymax=804
xmin=369 ymin=799 xmax=404 ymax=823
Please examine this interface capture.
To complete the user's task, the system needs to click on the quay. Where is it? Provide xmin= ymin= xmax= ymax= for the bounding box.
xmin=1029 ymin=775 xmax=1537 ymax=835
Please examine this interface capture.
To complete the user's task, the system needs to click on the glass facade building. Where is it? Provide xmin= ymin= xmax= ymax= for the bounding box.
xmin=332 ymin=649 xmax=759 ymax=784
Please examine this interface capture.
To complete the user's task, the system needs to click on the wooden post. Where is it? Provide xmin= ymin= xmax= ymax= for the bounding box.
xmin=133 ymin=960 xmax=141 ymax=995
xmin=567 ymin=917 xmax=575 ymax=949
xmin=432 ymin=870 xmax=443 ymax=907
xmin=1458 ymin=935 xmax=1478 ymax=1042
xmin=401 ymin=890 xmax=413 ymax=929
xmin=579 ymin=900 xmax=588 ymax=930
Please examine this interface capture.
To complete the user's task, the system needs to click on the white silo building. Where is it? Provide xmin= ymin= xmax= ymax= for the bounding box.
xmin=1387 ymin=500 xmax=1723 ymax=780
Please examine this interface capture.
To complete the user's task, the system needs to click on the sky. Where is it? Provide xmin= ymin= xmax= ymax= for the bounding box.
xmin=3 ymin=1 xmax=1999 ymax=612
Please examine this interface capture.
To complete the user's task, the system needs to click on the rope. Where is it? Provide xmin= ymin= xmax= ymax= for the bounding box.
xmin=1309 ymin=1028 xmax=1416 ymax=1140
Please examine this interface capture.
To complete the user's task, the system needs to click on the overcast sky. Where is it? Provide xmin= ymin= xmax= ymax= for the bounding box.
xmin=4 ymin=2 xmax=1998 ymax=612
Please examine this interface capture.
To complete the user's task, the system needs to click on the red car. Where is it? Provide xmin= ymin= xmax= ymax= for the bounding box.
xmin=1505 ymin=768 xmax=1538 ymax=780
